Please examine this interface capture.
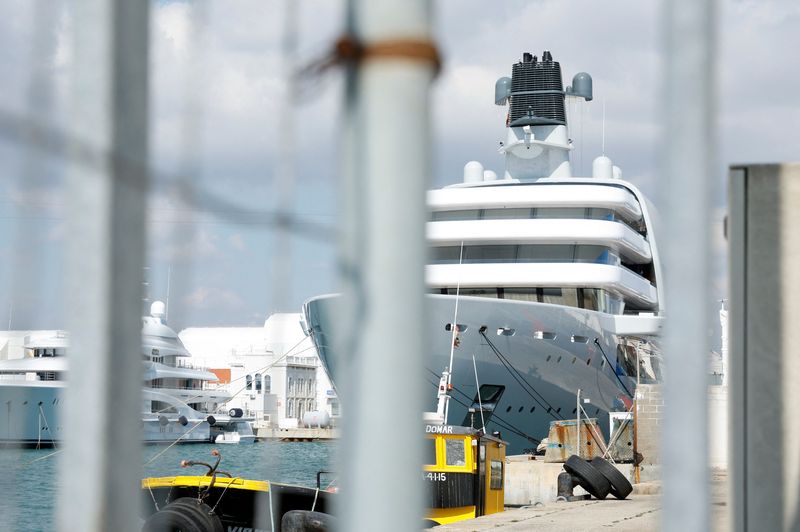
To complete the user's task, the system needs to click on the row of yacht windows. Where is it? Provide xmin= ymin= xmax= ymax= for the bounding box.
xmin=431 ymin=244 xmax=621 ymax=266
xmin=430 ymin=207 xmax=644 ymax=233
xmin=31 ymin=348 xmax=66 ymax=358
xmin=435 ymin=287 xmax=626 ymax=314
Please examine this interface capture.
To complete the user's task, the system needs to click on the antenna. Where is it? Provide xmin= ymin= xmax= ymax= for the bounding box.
xmin=165 ymin=264 xmax=172 ymax=322
xmin=602 ymin=99 xmax=606 ymax=156
xmin=444 ymin=241 xmax=465 ymax=424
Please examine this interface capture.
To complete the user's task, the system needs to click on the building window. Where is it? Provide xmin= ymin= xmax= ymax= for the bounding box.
xmin=255 ymin=373 xmax=262 ymax=392
xmin=288 ymin=377 xmax=294 ymax=395
xmin=246 ymin=374 xmax=252 ymax=390
xmin=263 ymin=375 xmax=271 ymax=394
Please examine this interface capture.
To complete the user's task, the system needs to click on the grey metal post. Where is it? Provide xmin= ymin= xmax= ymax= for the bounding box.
xmin=660 ymin=1 xmax=716 ymax=531
xmin=729 ymin=164 xmax=800 ymax=531
xmin=335 ymin=1 xmax=436 ymax=531
xmin=58 ymin=1 xmax=149 ymax=530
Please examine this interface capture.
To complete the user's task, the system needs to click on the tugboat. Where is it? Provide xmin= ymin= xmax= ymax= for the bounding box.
xmin=423 ymin=370 xmax=508 ymax=526
xmin=140 ymin=450 xmax=335 ymax=531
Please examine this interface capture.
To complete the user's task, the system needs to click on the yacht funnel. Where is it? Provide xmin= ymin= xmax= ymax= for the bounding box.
xmin=508 ymin=51 xmax=566 ymax=127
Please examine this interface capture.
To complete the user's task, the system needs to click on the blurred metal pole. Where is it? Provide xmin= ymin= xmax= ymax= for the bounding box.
xmin=729 ymin=164 xmax=800 ymax=531
xmin=660 ymin=1 xmax=716 ymax=531
xmin=58 ymin=1 xmax=149 ymax=530
xmin=336 ymin=1 xmax=436 ymax=531
xmin=272 ymin=0 xmax=298 ymax=313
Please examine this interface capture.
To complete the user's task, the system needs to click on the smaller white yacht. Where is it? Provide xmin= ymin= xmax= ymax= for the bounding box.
xmin=0 ymin=302 xmax=254 ymax=447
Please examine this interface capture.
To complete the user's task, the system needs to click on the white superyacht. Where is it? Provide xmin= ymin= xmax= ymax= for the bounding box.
xmin=0 ymin=301 xmax=253 ymax=447
xmin=304 ymin=51 xmax=664 ymax=454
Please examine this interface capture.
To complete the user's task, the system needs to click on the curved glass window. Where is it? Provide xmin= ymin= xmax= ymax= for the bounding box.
xmin=263 ymin=374 xmax=271 ymax=394
xmin=431 ymin=206 xmax=644 ymax=232
xmin=435 ymin=287 xmax=628 ymax=314
xmin=431 ymin=244 xmax=620 ymax=266
xmin=255 ymin=373 xmax=262 ymax=392
xmin=245 ymin=374 xmax=252 ymax=390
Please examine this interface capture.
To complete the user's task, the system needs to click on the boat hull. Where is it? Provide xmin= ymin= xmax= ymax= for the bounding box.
xmin=0 ymin=382 xmax=214 ymax=447
xmin=304 ymin=294 xmax=650 ymax=455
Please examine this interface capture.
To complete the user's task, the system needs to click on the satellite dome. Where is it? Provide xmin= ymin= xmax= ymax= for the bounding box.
xmin=150 ymin=301 xmax=166 ymax=319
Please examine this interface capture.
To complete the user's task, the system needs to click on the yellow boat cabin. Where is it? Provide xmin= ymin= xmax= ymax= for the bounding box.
xmin=423 ymin=424 xmax=507 ymax=526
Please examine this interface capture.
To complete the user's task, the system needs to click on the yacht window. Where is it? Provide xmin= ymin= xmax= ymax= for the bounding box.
xmin=542 ymin=288 xmax=578 ymax=308
xmin=503 ymin=288 xmax=539 ymax=302
xmin=430 ymin=206 xmax=643 ymax=232
xmin=481 ymin=208 xmax=532 ymax=220
xmin=246 ymin=374 xmax=252 ymax=390
xmin=430 ymin=209 xmax=481 ymax=221
xmin=445 ymin=438 xmax=466 ymax=466
xmin=616 ymin=344 xmax=638 ymax=377
xmin=425 ymin=438 xmax=437 ymax=466
xmin=445 ymin=288 xmax=498 ymax=299
xmin=255 ymin=373 xmax=262 ymax=392
xmin=431 ymin=244 xmax=620 ymax=266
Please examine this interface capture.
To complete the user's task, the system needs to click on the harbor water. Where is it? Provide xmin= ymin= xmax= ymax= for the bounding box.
xmin=0 ymin=441 xmax=337 ymax=531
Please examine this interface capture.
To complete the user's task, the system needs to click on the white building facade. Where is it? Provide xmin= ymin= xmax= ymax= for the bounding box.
xmin=178 ymin=313 xmax=339 ymax=428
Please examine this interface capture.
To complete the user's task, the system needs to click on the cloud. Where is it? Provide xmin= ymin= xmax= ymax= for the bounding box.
xmin=228 ymin=233 xmax=246 ymax=251
xmin=183 ymin=285 xmax=245 ymax=310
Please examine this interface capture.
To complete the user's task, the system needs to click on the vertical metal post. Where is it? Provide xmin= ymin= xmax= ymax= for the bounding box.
xmin=58 ymin=1 xmax=149 ymax=530
xmin=576 ymin=389 xmax=581 ymax=459
xmin=661 ymin=1 xmax=716 ymax=531
xmin=336 ymin=1 xmax=436 ymax=531
xmin=730 ymin=164 xmax=800 ymax=531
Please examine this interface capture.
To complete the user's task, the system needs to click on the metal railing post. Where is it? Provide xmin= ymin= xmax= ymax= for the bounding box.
xmin=335 ymin=1 xmax=436 ymax=531
xmin=58 ymin=1 xmax=149 ymax=530
xmin=661 ymin=0 xmax=716 ymax=531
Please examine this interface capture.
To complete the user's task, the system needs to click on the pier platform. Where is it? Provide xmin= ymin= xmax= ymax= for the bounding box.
xmin=433 ymin=470 xmax=727 ymax=531
xmin=255 ymin=427 xmax=339 ymax=441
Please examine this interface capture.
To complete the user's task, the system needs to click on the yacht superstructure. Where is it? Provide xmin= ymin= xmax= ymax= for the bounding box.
xmin=304 ymin=51 xmax=664 ymax=454
xmin=0 ymin=302 xmax=252 ymax=447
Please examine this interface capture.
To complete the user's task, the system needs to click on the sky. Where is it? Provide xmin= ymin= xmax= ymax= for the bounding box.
xmin=0 ymin=0 xmax=798 ymax=333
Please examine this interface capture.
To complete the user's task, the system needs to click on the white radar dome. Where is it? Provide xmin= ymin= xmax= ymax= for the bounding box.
xmin=150 ymin=301 xmax=166 ymax=319
xmin=592 ymin=155 xmax=613 ymax=179
xmin=463 ymin=161 xmax=484 ymax=184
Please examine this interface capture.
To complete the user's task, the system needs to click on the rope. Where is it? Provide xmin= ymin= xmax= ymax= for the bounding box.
xmin=38 ymin=404 xmax=57 ymax=449
xmin=311 ymin=487 xmax=319 ymax=512
xmin=144 ymin=420 xmax=206 ymax=466
xmin=479 ymin=330 xmax=563 ymax=419
xmin=146 ymin=480 xmax=160 ymax=511
xmin=209 ymin=477 xmax=239 ymax=514
xmin=22 ymin=448 xmax=62 ymax=466
xmin=152 ymin=336 xmax=314 ymax=414
xmin=471 ymin=354 xmax=486 ymax=432
xmin=593 ymin=338 xmax=633 ymax=398
xmin=298 ymin=35 xmax=441 ymax=81
xmin=425 ymin=372 xmax=540 ymax=445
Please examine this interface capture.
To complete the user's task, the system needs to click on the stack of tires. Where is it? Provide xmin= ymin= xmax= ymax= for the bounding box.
xmin=563 ymin=455 xmax=633 ymax=500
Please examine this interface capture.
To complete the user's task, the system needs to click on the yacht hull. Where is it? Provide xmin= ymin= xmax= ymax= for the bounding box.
xmin=304 ymin=294 xmax=646 ymax=455
xmin=0 ymin=383 xmax=213 ymax=447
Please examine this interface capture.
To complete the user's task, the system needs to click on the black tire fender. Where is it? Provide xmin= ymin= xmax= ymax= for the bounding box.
xmin=281 ymin=510 xmax=337 ymax=532
xmin=141 ymin=497 xmax=223 ymax=532
xmin=590 ymin=456 xmax=633 ymax=499
xmin=563 ymin=455 xmax=611 ymax=500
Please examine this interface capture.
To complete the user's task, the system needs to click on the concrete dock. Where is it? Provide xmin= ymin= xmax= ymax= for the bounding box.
xmin=255 ymin=427 xmax=339 ymax=441
xmin=433 ymin=470 xmax=728 ymax=531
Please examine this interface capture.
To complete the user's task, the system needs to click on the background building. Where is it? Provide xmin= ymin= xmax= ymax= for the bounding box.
xmin=179 ymin=312 xmax=339 ymax=428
